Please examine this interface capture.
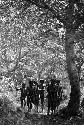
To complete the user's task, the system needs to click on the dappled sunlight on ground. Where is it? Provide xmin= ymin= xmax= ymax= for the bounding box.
xmin=0 ymin=92 xmax=84 ymax=125
xmin=0 ymin=80 xmax=84 ymax=125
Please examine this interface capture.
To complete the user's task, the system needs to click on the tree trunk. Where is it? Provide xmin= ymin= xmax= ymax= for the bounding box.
xmin=64 ymin=31 xmax=80 ymax=116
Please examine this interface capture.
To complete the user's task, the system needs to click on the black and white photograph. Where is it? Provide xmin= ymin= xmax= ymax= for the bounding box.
xmin=0 ymin=0 xmax=84 ymax=125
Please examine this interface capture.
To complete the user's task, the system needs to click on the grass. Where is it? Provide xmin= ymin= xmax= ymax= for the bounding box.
xmin=0 ymin=84 xmax=84 ymax=125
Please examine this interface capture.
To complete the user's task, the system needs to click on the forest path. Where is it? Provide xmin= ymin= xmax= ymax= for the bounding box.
xmin=23 ymin=112 xmax=84 ymax=125
xmin=24 ymin=113 xmax=64 ymax=125
xmin=15 ymin=100 xmax=84 ymax=125
xmin=0 ymin=92 xmax=84 ymax=125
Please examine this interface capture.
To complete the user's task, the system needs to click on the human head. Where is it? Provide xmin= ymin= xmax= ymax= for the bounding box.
xmin=40 ymin=79 xmax=44 ymax=84
xmin=51 ymin=79 xmax=56 ymax=85
xmin=22 ymin=83 xmax=25 ymax=88
xmin=56 ymin=80 xmax=60 ymax=85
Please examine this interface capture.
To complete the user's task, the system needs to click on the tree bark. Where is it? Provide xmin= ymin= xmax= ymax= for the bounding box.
xmin=64 ymin=31 xmax=80 ymax=116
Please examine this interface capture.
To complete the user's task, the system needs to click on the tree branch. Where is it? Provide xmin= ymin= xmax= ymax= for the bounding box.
xmin=22 ymin=0 xmax=66 ymax=24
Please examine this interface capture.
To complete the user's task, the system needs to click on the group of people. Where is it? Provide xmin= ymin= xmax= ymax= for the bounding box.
xmin=19 ymin=79 xmax=44 ymax=112
xmin=18 ymin=78 xmax=63 ymax=115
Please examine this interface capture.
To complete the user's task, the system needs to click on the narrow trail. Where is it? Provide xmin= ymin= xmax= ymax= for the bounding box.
xmin=0 ymin=93 xmax=84 ymax=125
xmin=24 ymin=113 xmax=64 ymax=125
xmin=23 ymin=110 xmax=84 ymax=125
xmin=15 ymin=101 xmax=84 ymax=125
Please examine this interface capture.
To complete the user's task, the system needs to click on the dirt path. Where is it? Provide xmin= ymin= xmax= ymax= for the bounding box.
xmin=24 ymin=113 xmax=63 ymax=125
xmin=24 ymin=112 xmax=84 ymax=125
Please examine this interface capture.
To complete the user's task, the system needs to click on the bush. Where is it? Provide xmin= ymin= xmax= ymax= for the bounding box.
xmin=0 ymin=95 xmax=33 ymax=125
xmin=0 ymin=95 xmax=15 ymax=117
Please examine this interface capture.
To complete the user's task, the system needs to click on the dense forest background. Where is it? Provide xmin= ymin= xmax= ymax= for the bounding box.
xmin=0 ymin=0 xmax=84 ymax=125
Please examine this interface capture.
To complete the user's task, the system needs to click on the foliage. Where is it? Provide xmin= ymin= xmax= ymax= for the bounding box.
xmin=0 ymin=0 xmax=67 ymax=84
xmin=0 ymin=95 xmax=33 ymax=125
xmin=1 ymin=0 xmax=84 ymax=124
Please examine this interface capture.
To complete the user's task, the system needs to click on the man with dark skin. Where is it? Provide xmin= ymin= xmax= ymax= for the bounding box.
xmin=28 ymin=80 xmax=39 ymax=112
xmin=54 ymin=80 xmax=63 ymax=114
xmin=39 ymin=79 xmax=45 ymax=112
xmin=26 ymin=82 xmax=32 ymax=112
xmin=47 ymin=79 xmax=54 ymax=115
xmin=20 ymin=82 xmax=26 ymax=108
xmin=28 ymin=80 xmax=33 ymax=111
xmin=50 ymin=79 xmax=57 ymax=115
xmin=34 ymin=81 xmax=39 ymax=113
xmin=47 ymin=79 xmax=63 ymax=115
